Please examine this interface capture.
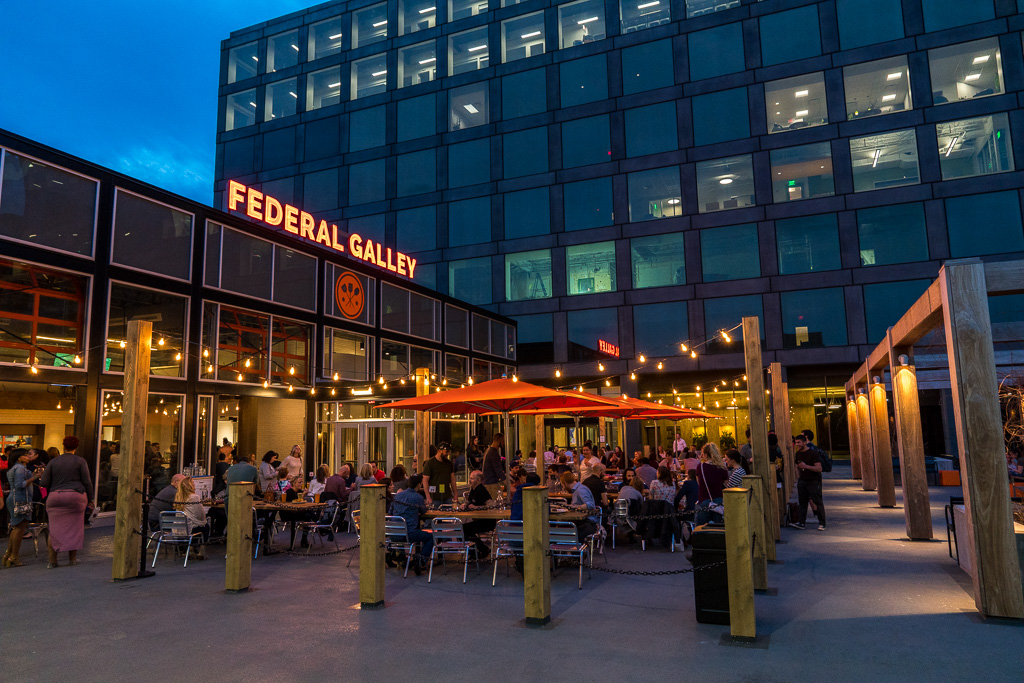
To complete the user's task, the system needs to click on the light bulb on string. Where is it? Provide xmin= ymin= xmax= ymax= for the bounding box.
xmin=690 ymin=350 xmax=697 ymax=359
xmin=598 ymin=363 xmax=604 ymax=372
xmin=310 ymin=387 xmax=316 ymax=395
xmin=207 ymin=364 xmax=214 ymax=373
xmin=721 ymin=330 xmax=731 ymax=343
xmin=289 ymin=366 xmax=295 ymax=375
xmin=30 ymin=365 xmax=38 ymax=375
xmin=73 ymin=354 xmax=82 ymax=364
xmin=330 ymin=388 xmax=336 ymax=396
xmin=119 ymin=340 xmax=126 ymax=348
xmin=287 ymin=385 xmax=293 ymax=393
xmin=203 ymin=349 xmax=209 ymax=358
xmin=513 ymin=375 xmax=518 ymax=382
xmin=605 ymin=379 xmax=611 ymax=387
xmin=630 ymin=372 xmax=635 ymax=380
xmin=157 ymin=338 xmax=165 ymax=346
xmin=400 ymin=378 xmax=406 ymax=385
xmin=378 ymin=376 xmax=385 ymax=384
xmin=680 ymin=343 xmax=687 ymax=352
xmin=657 ymin=362 xmax=663 ymax=370
xmin=638 ymin=354 xmax=646 ymax=363
xmin=743 ymin=375 xmax=747 ymax=381
xmin=263 ymin=380 xmax=269 ymax=389
xmin=237 ymin=373 xmax=244 ymax=381
xmin=333 ymin=373 xmax=339 ymax=381
xmin=696 ymin=385 xmax=701 ymax=391
xmin=442 ymin=379 xmax=447 ymax=385
xmin=468 ymin=378 xmax=474 ymax=385
xmin=175 ymin=353 xmax=181 ymax=361
xmin=555 ymin=369 xmax=561 ymax=378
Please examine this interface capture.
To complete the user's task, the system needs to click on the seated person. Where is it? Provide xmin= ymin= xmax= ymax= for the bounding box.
xmin=554 ymin=454 xmax=572 ymax=475
xmin=148 ymin=473 xmax=185 ymax=531
xmin=560 ymin=471 xmax=599 ymax=539
xmin=306 ymin=465 xmax=329 ymax=498
xmin=391 ymin=474 xmax=432 ymax=575
xmin=509 ymin=469 xmax=530 ymax=521
xmin=674 ymin=469 xmax=699 ymax=516
xmin=173 ymin=476 xmax=209 ymax=555
xmin=649 ymin=466 xmax=676 ymax=504
xmin=462 ymin=470 xmax=495 ymax=558
xmin=582 ymin=463 xmax=609 ymax=510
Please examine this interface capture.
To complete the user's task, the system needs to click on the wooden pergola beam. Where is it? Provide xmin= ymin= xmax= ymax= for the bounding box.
xmin=887 ymin=332 xmax=933 ymax=540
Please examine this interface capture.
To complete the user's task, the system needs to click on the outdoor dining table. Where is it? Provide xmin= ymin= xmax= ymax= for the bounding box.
xmin=422 ymin=508 xmax=589 ymax=522
xmin=211 ymin=499 xmax=327 ymax=553
xmin=549 ymin=491 xmax=618 ymax=501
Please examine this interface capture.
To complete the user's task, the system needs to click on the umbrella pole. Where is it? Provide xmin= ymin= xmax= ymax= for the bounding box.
xmin=504 ymin=411 xmax=512 ymax=497
xmin=574 ymin=414 xmax=581 ymax=478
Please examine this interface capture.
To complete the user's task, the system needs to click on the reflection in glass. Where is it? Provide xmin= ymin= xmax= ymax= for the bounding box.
xmin=449 ymin=257 xmax=491 ymax=305
xmin=567 ymin=242 xmax=615 ymax=295
xmin=217 ymin=306 xmax=269 ymax=382
xmin=770 ymin=143 xmax=834 ymax=203
xmin=504 ymin=187 xmax=549 ymax=238
xmin=765 ymin=72 xmax=827 ymax=134
xmin=307 ymin=66 xmax=343 ymax=111
xmin=397 ymin=149 xmax=436 ymax=196
xmin=502 ymin=68 xmax=546 ymax=117
xmin=627 ymin=167 xmax=680 ymax=222
xmin=559 ymin=0 xmax=606 ymax=49
xmin=504 ymin=128 xmax=547 ymax=178
xmin=449 ymin=82 xmax=489 ymax=131
xmin=561 ymin=55 xmax=608 ymax=107
xmin=620 ymin=0 xmax=670 ymax=33
xmin=567 ymin=308 xmax=617 ymax=362
xmin=701 ymin=224 xmax=759 ymax=282
xmin=624 ymin=102 xmax=677 ymax=158
xmin=621 ymin=39 xmax=673 ymax=95
xmin=225 ymin=89 xmax=257 ymax=130
xmin=381 ymin=341 xmax=410 ymax=379
xmin=351 ymin=54 xmax=388 ymax=99
xmin=267 ymin=30 xmax=300 ymax=73
xmin=398 ymin=94 xmax=436 ymax=141
xmin=265 ymin=79 xmax=298 ymax=121
xmin=929 ymin=38 xmax=1002 ymax=105
xmin=857 ymin=203 xmax=929 ymax=267
xmin=449 ymin=27 xmax=489 ymax=75
xmin=843 ymin=55 xmax=912 ymax=120
xmin=502 ymin=12 xmax=545 ymax=63
xmin=472 ymin=313 xmax=491 ymax=353
xmin=112 ymin=191 xmax=192 ymax=280
xmin=449 ymin=139 xmax=490 ymax=188
xmin=562 ymin=115 xmax=611 ymax=168
xmin=564 ymin=177 xmax=613 ymax=231
xmin=703 ymin=295 xmax=762 ymax=353
xmin=107 ymin=284 xmax=188 ymax=376
xmin=399 ymin=41 xmax=437 ymax=88
xmin=449 ymin=197 xmax=491 ymax=246
xmin=695 ymin=155 xmax=754 ymax=213
xmin=227 ymin=42 xmax=258 ymax=83
xmin=850 ymin=129 xmax=919 ymax=192
xmin=446 ymin=306 xmax=469 ymax=348
xmin=775 ymin=215 xmax=841 ymax=275
xmin=781 ymin=289 xmax=847 ymax=348
xmin=511 ymin=314 xmax=552 ymax=364
xmin=631 ymin=233 xmax=685 ymax=289
xmin=937 ymin=113 xmax=1014 ymax=180
xmin=864 ymin=280 xmax=930 ymax=341
xmin=353 ymin=3 xmax=388 ymax=47
xmin=505 ymin=249 xmax=552 ymax=301
xmin=634 ymin=302 xmax=687 ymax=358
xmin=450 ymin=0 xmax=489 ymax=20
xmin=400 ymin=0 xmax=438 ymax=36
xmin=382 ymin=283 xmax=411 ymax=334
xmin=686 ymin=0 xmax=738 ymax=18
xmin=308 ymin=17 xmax=343 ymax=61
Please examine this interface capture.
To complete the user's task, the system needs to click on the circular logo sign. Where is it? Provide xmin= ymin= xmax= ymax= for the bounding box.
xmin=335 ymin=272 xmax=364 ymax=320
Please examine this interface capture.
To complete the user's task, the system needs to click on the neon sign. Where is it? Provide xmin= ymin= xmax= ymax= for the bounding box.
xmin=598 ymin=340 xmax=619 ymax=357
xmin=227 ymin=180 xmax=417 ymax=279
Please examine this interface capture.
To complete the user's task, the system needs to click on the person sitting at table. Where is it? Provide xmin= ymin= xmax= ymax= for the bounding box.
xmin=636 ymin=457 xmax=658 ymax=487
xmin=173 ymin=476 xmax=209 ymax=556
xmin=547 ymin=465 xmax=562 ymax=493
xmin=554 ymin=454 xmax=571 ymax=475
xmin=148 ymin=473 xmax=186 ymax=531
xmin=632 ymin=451 xmax=644 ymax=469
xmin=606 ymin=451 xmax=621 ymax=471
xmin=461 ymin=470 xmax=495 ymax=558
xmin=683 ymin=449 xmax=701 ymax=475
xmin=390 ymin=465 xmax=409 ymax=491
xmin=258 ymin=452 xmax=278 ymax=494
xmin=353 ymin=463 xmax=377 ymax=490
xmin=649 ymin=466 xmax=676 ymax=504
xmin=307 ymin=465 xmax=328 ymax=499
xmin=725 ymin=449 xmax=748 ymax=488
xmin=322 ymin=466 xmax=349 ymax=503
xmin=560 ymin=471 xmax=598 ymax=539
xmin=674 ymin=469 xmax=699 ymax=516
xmin=509 ymin=469 xmax=530 ymax=521
xmin=391 ymin=474 xmax=432 ymax=575
xmin=274 ymin=467 xmax=292 ymax=498
xmin=582 ymin=462 xmax=609 ymax=509
xmin=659 ymin=449 xmax=679 ymax=471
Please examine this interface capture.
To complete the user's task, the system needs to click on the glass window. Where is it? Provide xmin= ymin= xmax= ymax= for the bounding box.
xmin=564 ymin=177 xmax=613 ymax=231
xmin=351 ymin=54 xmax=388 ymax=99
xmin=349 ymin=214 xmax=385 ymax=245
xmin=988 ymin=294 xmax=1024 ymax=324
xmin=567 ymin=242 xmax=615 ymax=295
xmin=765 ymin=73 xmax=827 ymax=134
xmin=381 ymin=340 xmax=410 ymax=379
xmin=348 ymin=159 xmax=386 ymax=205
xmin=325 ymin=328 xmax=371 ymax=380
xmin=631 ymin=232 xmax=685 ymax=289
xmin=620 ymin=0 xmax=670 ymax=33
xmin=0 ymin=151 xmax=97 ymax=256
xmin=472 ymin=313 xmax=491 ymax=354
xmin=504 ymin=128 xmax=547 ymax=178
xmin=506 ymin=249 xmax=552 ymax=301
xmin=863 ymin=280 xmax=930 ymax=341
xmin=0 ymin=258 xmax=87 ymax=367
xmin=567 ymin=308 xmax=617 ymax=362
xmin=843 ymin=56 xmax=912 ymax=120
xmin=308 ymin=17 xmax=343 ymax=62
xmin=621 ymin=39 xmax=673 ymax=95
xmin=929 ymin=38 xmax=1003 ymax=105
xmin=353 ymin=3 xmax=388 ymax=47
xmin=703 ymin=294 xmax=763 ymax=353
xmin=449 ymin=257 xmax=491 ymax=305
xmin=937 ymin=113 xmax=1014 ymax=180
xmin=857 ymin=203 xmax=929 ymax=267
xmin=106 ymin=284 xmax=187 ymax=377
xmin=399 ymin=41 xmax=437 ymax=88
xmin=307 ymin=66 xmax=343 ymax=111
xmin=446 ymin=305 xmax=469 ymax=348
xmin=451 ymin=0 xmax=489 ymax=21
xmin=381 ymin=283 xmax=410 ymax=334
xmin=685 ymin=0 xmax=738 ymax=18
xmin=559 ymin=0 xmax=606 ymax=49
xmin=759 ymin=5 xmax=821 ymax=67
xmin=265 ymin=78 xmax=298 ymax=121
xmin=112 ymin=190 xmax=192 ymax=280
xmin=216 ymin=306 xmax=270 ymax=382
xmin=502 ymin=68 xmax=546 ymax=118
xmin=411 ymin=291 xmax=440 ymax=340
xmin=771 ymin=142 xmax=834 ymax=203
xmin=326 ymin=264 xmax=376 ymax=326
xmin=560 ymin=55 xmax=608 ymax=108
xmin=227 ymin=41 xmax=258 ymax=83
xmin=624 ymin=102 xmax=677 ymax=158
xmin=449 ymin=82 xmax=489 ymax=131
xmin=449 ymin=138 xmax=490 ymax=188
xmin=922 ymin=0 xmax=994 ymax=33
xmin=504 ymin=187 xmax=549 ymax=238
xmin=273 ymin=247 xmax=316 ymax=310
xmin=397 ymin=206 xmax=436 ymax=252
xmin=634 ymin=302 xmax=687 ymax=358
xmin=449 ymin=27 xmax=489 ymax=76
xmin=696 ymin=154 xmax=754 ymax=214
xmin=850 ymin=129 xmax=919 ymax=192
xmin=350 ymin=105 xmax=386 ymax=151
xmin=780 ymin=289 xmax=847 ymax=348
xmin=449 ymin=197 xmax=491 ymax=246
xmin=945 ymin=191 xmax=1024 ymax=257
xmin=776 ymin=214 xmax=841 ymax=275
xmin=689 ymin=23 xmax=744 ymax=81
xmin=446 ymin=352 xmax=470 ymax=382
xmin=627 ymin=166 xmax=680 ymax=222
xmin=502 ymin=12 xmax=545 ymax=63
xmin=220 ymin=227 xmax=272 ymax=299
xmin=512 ymin=313 xmax=553 ymax=363
xmin=692 ymin=88 xmax=749 ymax=145
xmin=400 ymin=0 xmax=437 ymax=36
xmin=398 ymin=93 xmax=436 ymax=142
xmin=225 ymin=89 xmax=257 ymax=130
xmin=397 ymin=149 xmax=436 ymax=197
xmin=267 ymin=30 xmax=300 ymax=73
xmin=562 ymin=114 xmax=611 ymax=168
xmin=835 ymin=0 xmax=903 ymax=50
xmin=701 ymin=224 xmax=759 ymax=282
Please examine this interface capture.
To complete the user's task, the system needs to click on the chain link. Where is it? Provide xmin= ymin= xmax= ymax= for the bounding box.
xmin=589 ymin=560 xmax=727 ymax=576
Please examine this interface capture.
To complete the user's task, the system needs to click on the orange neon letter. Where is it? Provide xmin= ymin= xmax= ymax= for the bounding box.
xmin=264 ymin=196 xmax=283 ymax=225
xmin=227 ymin=180 xmax=246 ymax=211
xmin=283 ymin=205 xmax=299 ymax=234
xmin=245 ymin=189 xmax=263 ymax=221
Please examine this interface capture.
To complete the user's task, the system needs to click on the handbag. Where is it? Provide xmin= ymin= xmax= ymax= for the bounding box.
xmin=13 ymin=499 xmax=32 ymax=516
xmin=698 ymin=464 xmax=725 ymax=517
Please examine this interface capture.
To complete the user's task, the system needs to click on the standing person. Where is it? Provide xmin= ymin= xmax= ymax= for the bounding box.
xmin=258 ymin=451 xmax=279 ymax=494
xmin=40 ymin=436 xmax=93 ymax=568
xmin=225 ymin=451 xmax=258 ymax=484
xmin=579 ymin=446 xmax=601 ymax=480
xmin=481 ymin=433 xmax=505 ymax=499
xmin=673 ymin=432 xmax=687 ymax=458
xmin=739 ymin=428 xmax=753 ymax=466
xmin=467 ymin=435 xmax=483 ymax=471
xmin=3 ymin=449 xmax=43 ymax=568
xmin=212 ymin=450 xmax=231 ymax=497
xmin=695 ymin=443 xmax=729 ymax=525
xmin=789 ymin=434 xmax=826 ymax=530
xmin=422 ymin=442 xmax=458 ymax=507
xmin=281 ymin=445 xmax=304 ymax=488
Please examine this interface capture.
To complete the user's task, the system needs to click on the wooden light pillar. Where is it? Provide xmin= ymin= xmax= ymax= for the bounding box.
xmin=414 ymin=367 xmax=431 ymax=473
xmin=939 ymin=260 xmax=1024 ymax=619
xmin=535 ymin=416 xmax=546 ymax=484
xmin=846 ymin=395 xmax=862 ymax=480
xmin=225 ymin=482 xmax=254 ymax=592
xmin=742 ymin=316 xmax=778 ymax=549
xmin=723 ymin=487 xmax=756 ymax=640
xmin=523 ymin=485 xmax=551 ymax=625
xmin=359 ymin=483 xmax=387 ymax=609
xmin=112 ymin=320 xmax=152 ymax=581
xmin=519 ymin=414 xmax=536 ymax=463
xmin=856 ymin=388 xmax=876 ymax=491
xmin=769 ymin=363 xmax=791 ymax=505
xmin=887 ymin=334 xmax=933 ymax=540
xmin=741 ymin=474 xmax=768 ymax=591
xmin=868 ymin=378 xmax=897 ymax=507
xmin=781 ymin=382 xmax=795 ymax=497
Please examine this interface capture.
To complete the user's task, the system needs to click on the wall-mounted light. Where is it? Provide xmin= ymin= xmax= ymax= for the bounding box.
xmin=898 ymin=354 xmax=909 ymax=367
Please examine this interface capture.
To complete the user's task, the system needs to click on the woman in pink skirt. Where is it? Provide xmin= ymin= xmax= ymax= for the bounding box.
xmin=40 ymin=436 xmax=93 ymax=568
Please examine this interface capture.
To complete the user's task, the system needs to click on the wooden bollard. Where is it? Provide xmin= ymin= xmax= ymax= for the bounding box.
xmin=225 ymin=482 xmax=254 ymax=592
xmin=359 ymin=484 xmax=386 ymax=609
xmin=741 ymin=475 xmax=768 ymax=591
xmin=523 ymin=485 xmax=551 ymax=626
xmin=723 ymin=487 xmax=756 ymax=640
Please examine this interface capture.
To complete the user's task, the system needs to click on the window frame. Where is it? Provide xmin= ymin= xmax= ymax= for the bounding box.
xmin=110 ymin=188 xmax=195 ymax=284
xmin=104 ymin=279 xmax=190 ymax=379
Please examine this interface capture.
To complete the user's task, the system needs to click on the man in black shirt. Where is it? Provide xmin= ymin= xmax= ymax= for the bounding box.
xmin=462 ymin=470 xmax=494 ymax=557
xmin=582 ymin=462 xmax=609 ymax=509
xmin=482 ymin=433 xmax=505 ymax=499
xmin=422 ymin=442 xmax=458 ymax=507
xmin=788 ymin=433 xmax=826 ymax=530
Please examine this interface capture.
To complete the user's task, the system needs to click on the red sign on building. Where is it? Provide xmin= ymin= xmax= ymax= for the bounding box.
xmin=598 ymin=339 xmax=620 ymax=357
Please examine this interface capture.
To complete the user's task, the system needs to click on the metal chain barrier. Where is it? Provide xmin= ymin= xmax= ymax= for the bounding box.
xmin=588 ymin=560 xmax=727 ymax=576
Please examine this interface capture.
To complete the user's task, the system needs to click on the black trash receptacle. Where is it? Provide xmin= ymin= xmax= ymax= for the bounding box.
xmin=691 ymin=523 xmax=729 ymax=624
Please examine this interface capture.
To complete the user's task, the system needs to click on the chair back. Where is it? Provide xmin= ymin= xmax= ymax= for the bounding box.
xmin=160 ymin=511 xmax=191 ymax=537
xmin=548 ymin=520 xmax=578 ymax=545
xmin=613 ymin=497 xmax=630 ymax=518
xmin=384 ymin=515 xmax=410 ymax=542
xmin=352 ymin=509 xmax=361 ymax=532
xmin=494 ymin=520 xmax=524 ymax=545
xmin=430 ymin=517 xmax=466 ymax=543
xmin=320 ymin=500 xmax=340 ymax=525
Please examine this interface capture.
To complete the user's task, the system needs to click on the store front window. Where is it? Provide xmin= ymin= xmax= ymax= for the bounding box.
xmin=106 ymin=283 xmax=187 ymax=377
xmin=0 ymin=258 xmax=87 ymax=368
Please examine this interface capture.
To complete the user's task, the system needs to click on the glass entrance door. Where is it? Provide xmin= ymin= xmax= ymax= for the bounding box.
xmin=334 ymin=420 xmax=394 ymax=473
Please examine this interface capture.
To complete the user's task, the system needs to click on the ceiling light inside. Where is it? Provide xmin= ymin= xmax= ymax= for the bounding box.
xmin=577 ymin=16 xmax=599 ymax=24
xmin=964 ymin=73 xmax=981 ymax=82
xmin=463 ymin=103 xmax=479 ymax=113
xmin=666 ymin=198 xmax=680 ymax=205
xmin=795 ymin=109 xmax=808 ymax=117
xmin=882 ymin=94 xmax=896 ymax=101
xmin=419 ymin=6 xmax=436 ymax=13
xmin=419 ymin=57 xmax=436 ymax=64
xmin=371 ymin=70 xmax=387 ymax=76
xmin=637 ymin=0 xmax=660 ymax=7
xmin=372 ymin=20 xmax=388 ymax=27
xmin=329 ymin=33 xmax=343 ymax=39
xmin=973 ymin=55 xmax=990 ymax=64
xmin=719 ymin=177 xmax=733 ymax=185
xmin=886 ymin=71 xmax=902 ymax=80
xmin=795 ymin=89 xmax=809 ymax=97
xmin=521 ymin=30 xmax=541 ymax=38
xmin=468 ymin=44 xmax=487 ymax=52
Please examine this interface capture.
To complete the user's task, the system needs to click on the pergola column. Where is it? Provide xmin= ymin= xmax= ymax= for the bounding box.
xmin=886 ymin=333 xmax=932 ymax=540
xmin=742 ymin=316 xmax=778 ymax=548
xmin=856 ymin=386 xmax=876 ymax=491
xmin=868 ymin=377 xmax=896 ymax=507
xmin=847 ymin=395 xmax=862 ymax=481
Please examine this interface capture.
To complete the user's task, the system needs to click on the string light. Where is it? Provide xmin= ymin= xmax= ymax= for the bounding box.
xmin=598 ymin=363 xmax=605 ymax=372
xmin=690 ymin=350 xmax=697 ymax=359
xmin=330 ymin=388 xmax=336 ymax=396
xmin=207 ymin=364 xmax=214 ymax=373
xmin=400 ymin=378 xmax=406 ymax=385
xmin=263 ymin=380 xmax=269 ymax=388
xmin=555 ymin=369 xmax=561 ymax=378
xmin=30 ymin=365 xmax=38 ymax=374
xmin=629 ymin=372 xmax=635 ymax=380
xmin=73 ymin=354 xmax=82 ymax=364
xmin=657 ymin=361 xmax=663 ymax=370
xmin=333 ymin=372 xmax=339 ymax=381
xmin=680 ymin=343 xmax=687 ymax=352
xmin=468 ymin=378 xmax=474 ymax=385
xmin=379 ymin=376 xmax=385 ymax=384
xmin=157 ymin=338 xmax=165 ymax=346
xmin=310 ymin=387 xmax=316 ymax=395
xmin=605 ymin=379 xmax=611 ymax=386
xmin=721 ymin=380 xmax=727 ymax=386
xmin=244 ymin=358 xmax=251 ymax=368
xmin=442 ymin=379 xmax=447 ymax=385
xmin=119 ymin=340 xmax=126 ymax=348
xmin=512 ymin=375 xmax=518 ymax=382
xmin=175 ymin=353 xmax=182 ymax=361
xmin=289 ymin=366 xmax=295 ymax=375
xmin=721 ymin=330 xmax=731 ymax=343
xmin=203 ymin=349 xmax=209 ymax=358
xmin=287 ymin=385 xmax=294 ymax=393
xmin=638 ymin=354 xmax=646 ymax=363
xmin=237 ymin=373 xmax=244 ymax=381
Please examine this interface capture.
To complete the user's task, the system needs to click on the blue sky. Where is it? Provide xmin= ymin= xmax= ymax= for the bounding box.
xmin=0 ymin=0 xmax=313 ymax=205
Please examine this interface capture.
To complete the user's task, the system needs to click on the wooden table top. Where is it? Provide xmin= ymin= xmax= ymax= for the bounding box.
xmin=422 ymin=508 xmax=589 ymax=522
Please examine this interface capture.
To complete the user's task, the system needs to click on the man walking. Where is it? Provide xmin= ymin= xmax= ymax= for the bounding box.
xmin=788 ymin=433 xmax=826 ymax=530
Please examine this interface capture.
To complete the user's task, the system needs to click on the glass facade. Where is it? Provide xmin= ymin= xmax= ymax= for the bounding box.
xmin=505 ymin=249 xmax=552 ymax=301
xmin=695 ymin=155 xmax=754 ymax=213
xmin=937 ymin=113 xmax=1014 ymax=180
xmin=771 ymin=143 xmax=835 ymax=203
xmin=765 ymin=73 xmax=827 ymax=134
xmin=701 ymin=224 xmax=759 ymax=282
xmin=631 ymin=233 xmax=685 ymax=289
xmin=843 ymin=56 xmax=912 ymax=120
xmin=929 ymin=38 xmax=1002 ymax=106
xmin=850 ymin=129 xmax=919 ymax=192
xmin=566 ymin=242 xmax=615 ymax=295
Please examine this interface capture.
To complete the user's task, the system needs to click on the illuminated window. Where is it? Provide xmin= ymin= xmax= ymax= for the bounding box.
xmin=0 ymin=258 xmax=86 ymax=368
xmin=450 ymin=0 xmax=489 ymax=20
xmin=501 ymin=12 xmax=545 ymax=63
xmin=843 ymin=56 xmax=912 ymax=120
xmin=307 ymin=66 xmax=343 ymax=111
xmin=267 ymin=29 xmax=300 ymax=73
xmin=505 ymin=250 xmax=552 ymax=301
xmin=225 ymin=89 xmax=257 ymax=131
xmin=107 ymin=283 xmax=187 ymax=377
xmin=567 ymin=242 xmax=616 ymax=295
xmin=770 ymin=143 xmax=834 ymax=203
xmin=308 ymin=17 xmax=343 ymax=61
xmin=765 ymin=73 xmax=827 ymax=134
xmin=449 ymin=82 xmax=489 ymax=131
xmin=227 ymin=42 xmax=258 ymax=83
xmin=399 ymin=41 xmax=437 ymax=88
xmin=351 ymin=54 xmax=388 ymax=100
xmin=929 ymin=38 xmax=1002 ymax=105
xmin=627 ymin=167 xmax=680 ymax=222
xmin=264 ymin=78 xmax=298 ymax=121
xmin=324 ymin=328 xmax=371 ymax=381
xmin=353 ymin=3 xmax=388 ymax=47
xmin=620 ymin=0 xmax=669 ymax=33
xmin=559 ymin=0 xmax=606 ymax=49
xmin=400 ymin=0 xmax=438 ymax=35
xmin=696 ymin=155 xmax=754 ymax=214
xmin=849 ymin=129 xmax=919 ymax=192
xmin=450 ymin=27 xmax=489 ymax=75
xmin=937 ymin=113 xmax=1014 ymax=180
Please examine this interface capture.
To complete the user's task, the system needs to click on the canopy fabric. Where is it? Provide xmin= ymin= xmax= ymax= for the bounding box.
xmin=509 ymin=394 xmax=719 ymax=420
xmin=376 ymin=378 xmax=619 ymax=414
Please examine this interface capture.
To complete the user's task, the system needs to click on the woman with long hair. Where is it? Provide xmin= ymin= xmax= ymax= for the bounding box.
xmin=649 ymin=466 xmax=676 ymax=503
xmin=40 ymin=436 xmax=93 ymax=568
xmin=173 ymin=476 xmax=210 ymax=547
xmin=307 ymin=465 xmax=329 ymax=498
xmin=354 ymin=463 xmax=377 ymax=489
xmin=695 ymin=443 xmax=729 ymax=525
xmin=725 ymin=449 xmax=748 ymax=488
xmin=3 ymin=449 xmax=43 ymax=568
xmin=258 ymin=451 xmax=278 ymax=493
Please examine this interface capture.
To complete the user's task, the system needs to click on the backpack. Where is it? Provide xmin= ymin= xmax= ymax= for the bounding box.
xmin=814 ymin=445 xmax=833 ymax=473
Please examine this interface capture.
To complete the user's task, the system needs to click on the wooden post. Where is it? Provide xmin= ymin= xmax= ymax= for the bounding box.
xmin=856 ymin=390 xmax=876 ymax=491
xmin=887 ymin=334 xmax=933 ymax=540
xmin=869 ymin=379 xmax=897 ymax=507
xmin=742 ymin=317 xmax=777 ymax=548
xmin=781 ymin=382 xmax=795 ymax=498
xmin=742 ymin=474 xmax=768 ymax=591
xmin=414 ymin=367 xmax=431 ymax=474
xmin=723 ymin=487 xmax=756 ymax=640
xmin=535 ymin=416 xmax=546 ymax=485
xmin=225 ymin=482 xmax=254 ymax=592
xmin=359 ymin=484 xmax=387 ymax=608
xmin=939 ymin=260 xmax=1024 ymax=619
xmin=519 ymin=414 xmax=536 ymax=465
xmin=523 ymin=485 xmax=551 ymax=625
xmin=847 ymin=396 xmax=862 ymax=480
xmin=769 ymin=363 xmax=788 ymax=502
xmin=112 ymin=320 xmax=152 ymax=581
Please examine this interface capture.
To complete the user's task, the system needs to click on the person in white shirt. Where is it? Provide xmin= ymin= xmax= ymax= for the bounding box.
xmin=579 ymin=446 xmax=602 ymax=480
xmin=544 ymin=448 xmax=556 ymax=464
xmin=673 ymin=433 xmax=687 ymax=457
xmin=282 ymin=444 xmax=304 ymax=488
xmin=306 ymin=465 xmax=328 ymax=498
xmin=173 ymin=476 xmax=209 ymax=558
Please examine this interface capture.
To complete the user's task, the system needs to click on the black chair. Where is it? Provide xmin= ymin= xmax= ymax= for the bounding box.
xmin=944 ymin=496 xmax=964 ymax=561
